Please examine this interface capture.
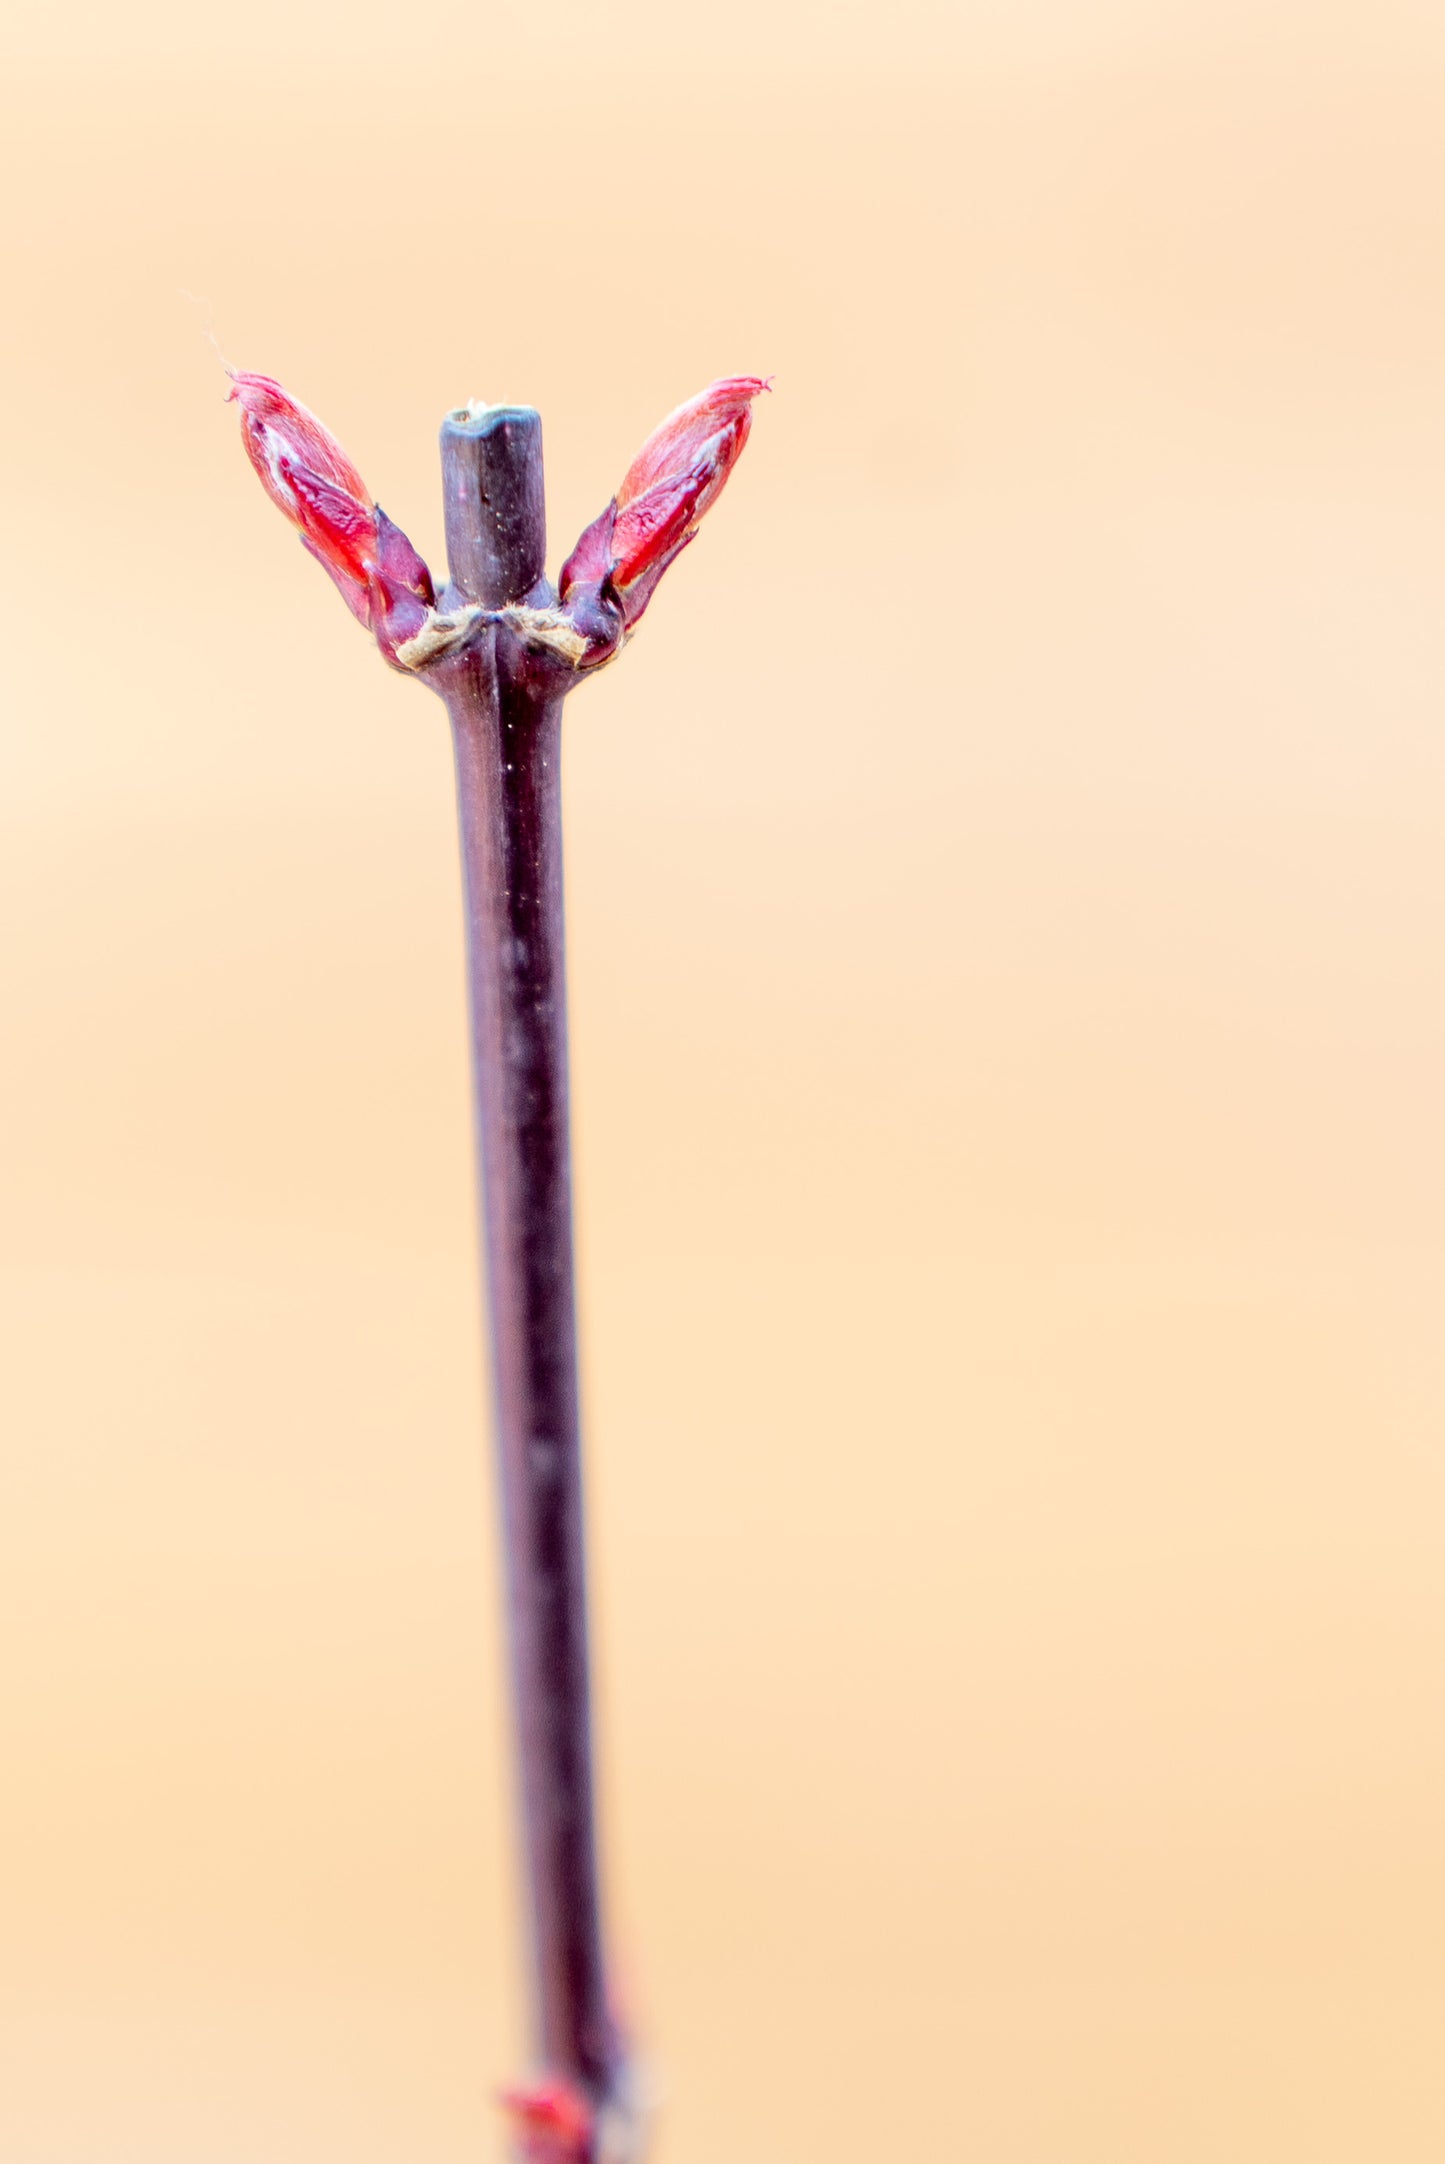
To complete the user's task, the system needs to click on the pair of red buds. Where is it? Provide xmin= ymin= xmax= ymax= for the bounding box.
xmin=229 ymin=368 xmax=767 ymax=671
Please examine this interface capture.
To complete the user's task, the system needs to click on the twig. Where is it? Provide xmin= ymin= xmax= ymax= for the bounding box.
xmin=226 ymin=363 xmax=767 ymax=2164
xmin=438 ymin=408 xmax=618 ymax=2121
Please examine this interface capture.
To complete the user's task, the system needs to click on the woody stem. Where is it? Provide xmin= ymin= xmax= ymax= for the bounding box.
xmin=437 ymin=408 xmax=617 ymax=2120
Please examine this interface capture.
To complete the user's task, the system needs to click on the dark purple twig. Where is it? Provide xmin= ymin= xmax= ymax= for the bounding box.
xmin=437 ymin=409 xmax=620 ymax=2133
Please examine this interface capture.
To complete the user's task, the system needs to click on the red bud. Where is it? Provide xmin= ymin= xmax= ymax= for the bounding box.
xmin=616 ymin=376 xmax=767 ymax=502
xmin=560 ymin=376 xmax=768 ymax=630
xmin=228 ymin=369 xmax=434 ymax=661
xmin=229 ymin=371 xmax=377 ymax=582
xmin=498 ymin=2077 xmax=594 ymax=2163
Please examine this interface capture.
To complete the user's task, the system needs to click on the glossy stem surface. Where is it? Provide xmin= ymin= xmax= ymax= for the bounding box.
xmin=439 ymin=408 xmax=613 ymax=2111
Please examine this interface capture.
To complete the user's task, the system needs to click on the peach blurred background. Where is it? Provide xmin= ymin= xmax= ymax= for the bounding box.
xmin=3 ymin=1 xmax=1445 ymax=2157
